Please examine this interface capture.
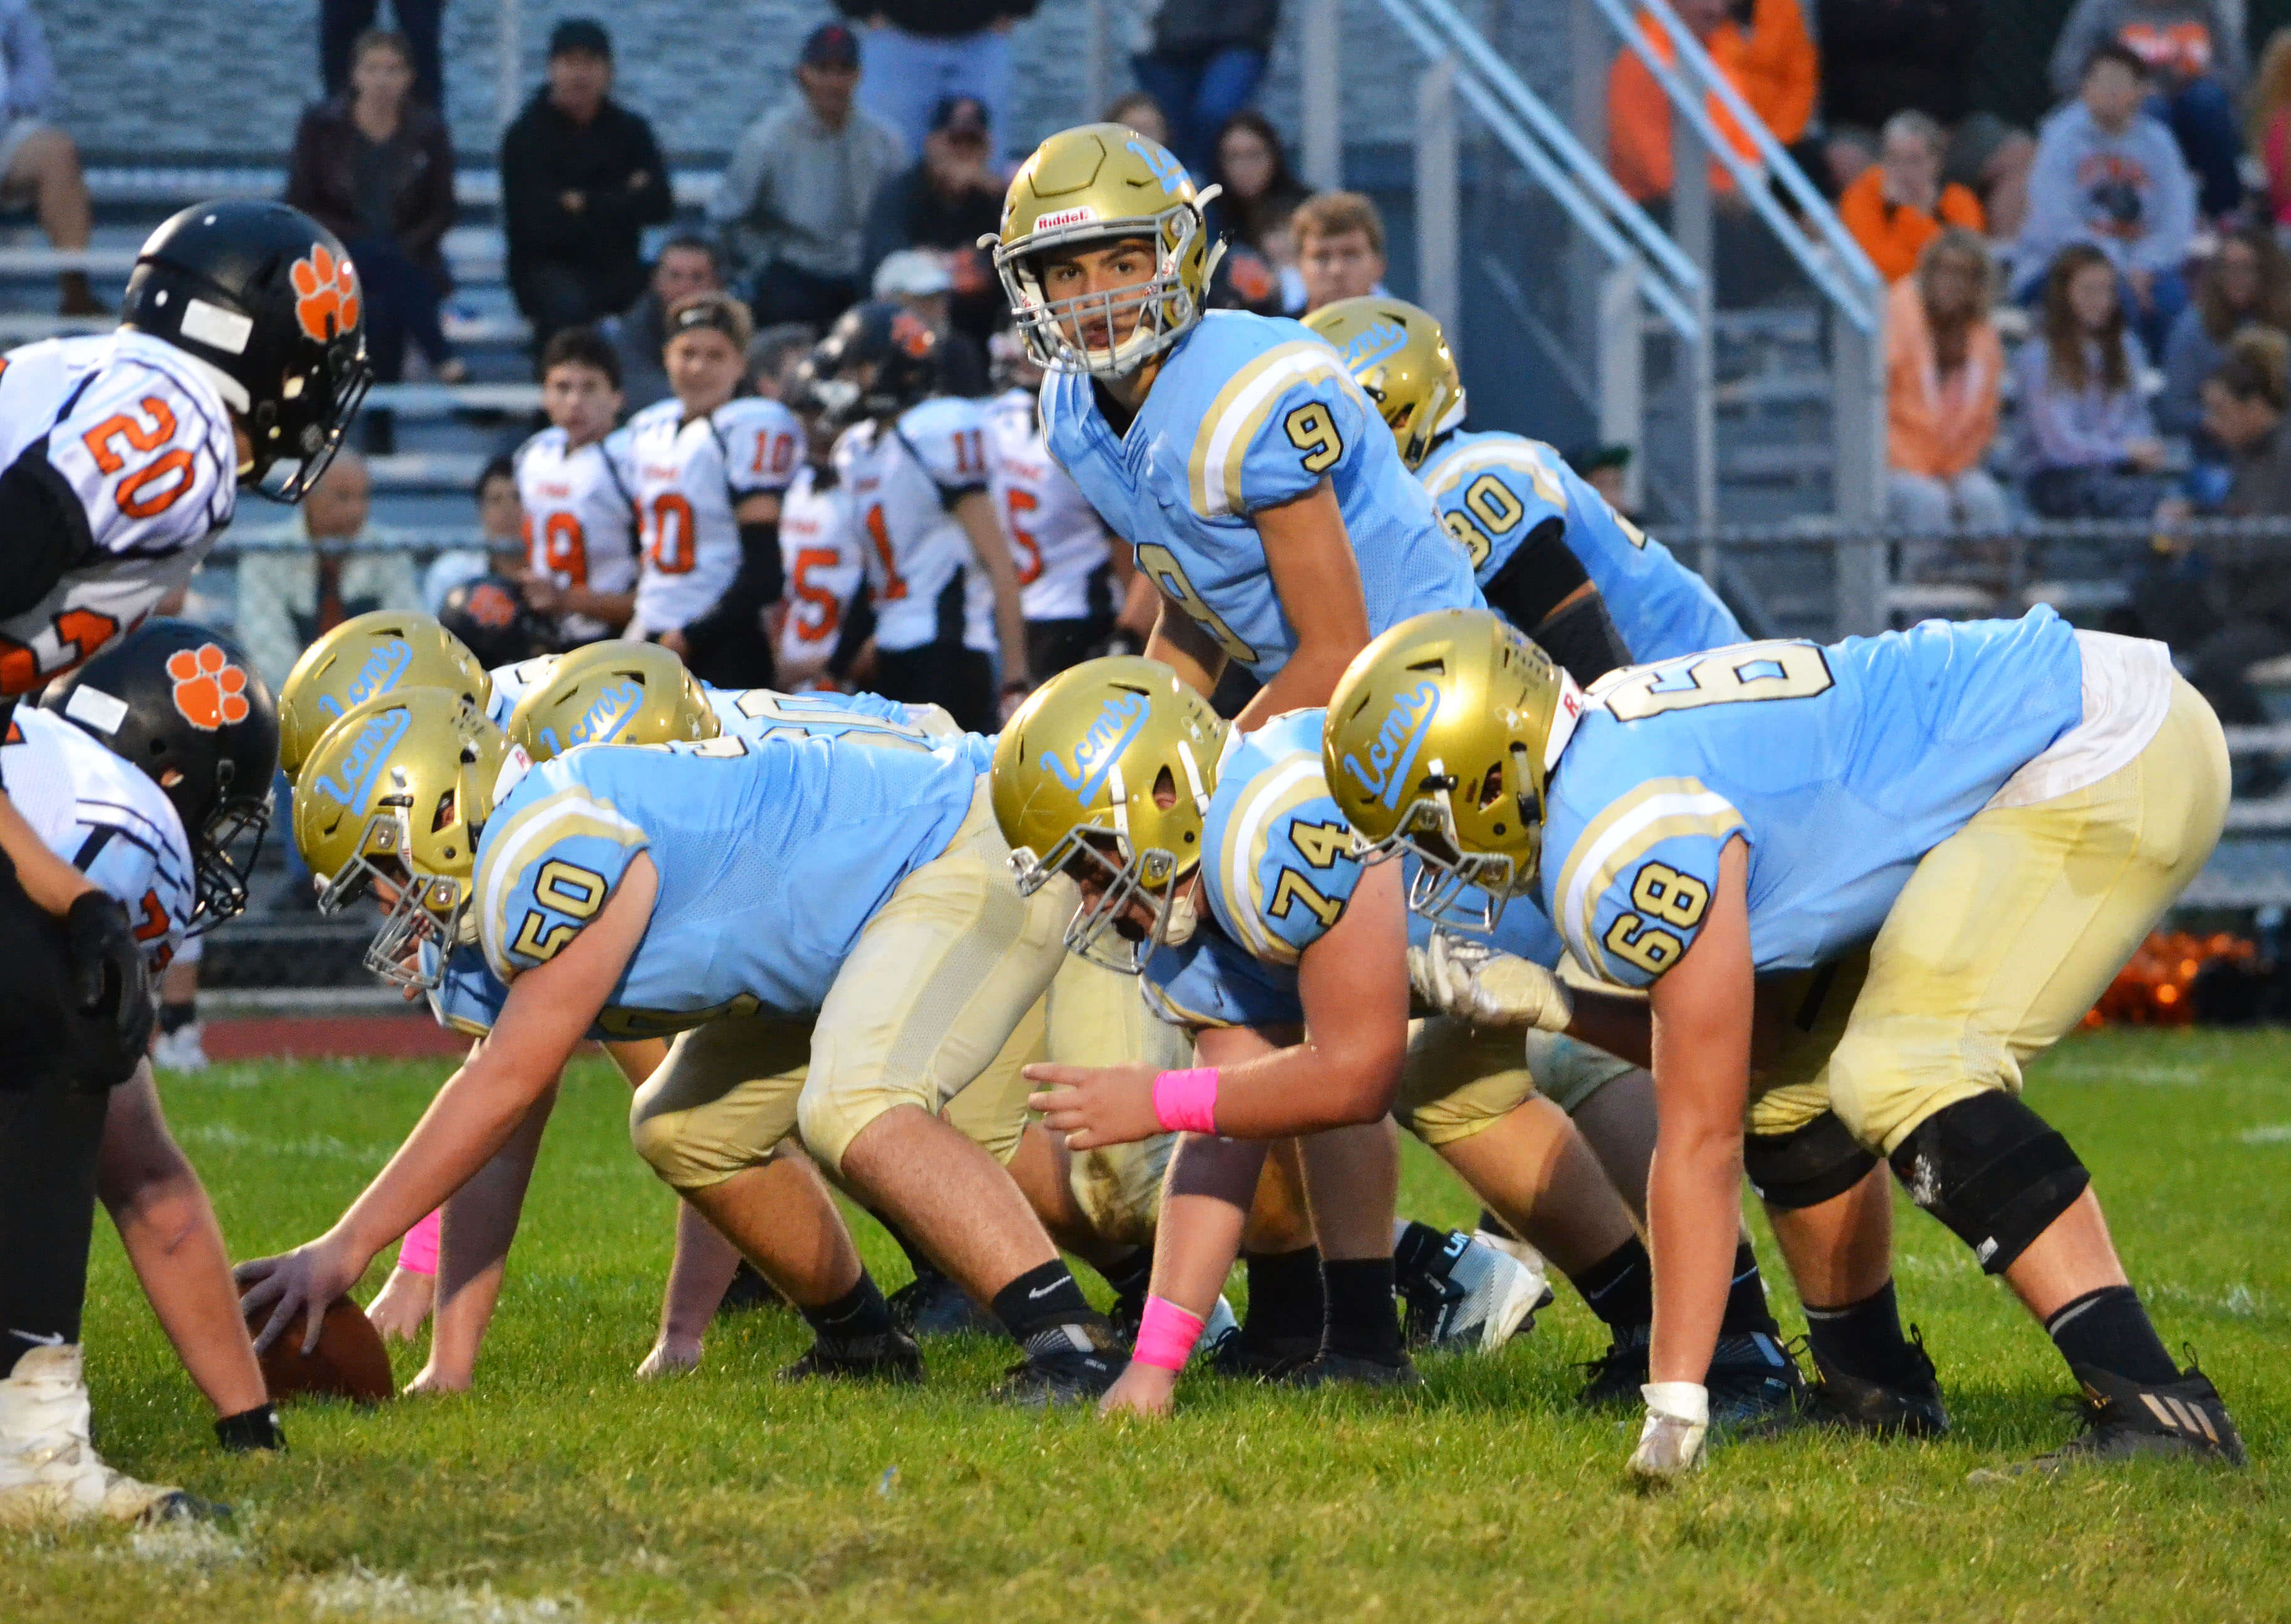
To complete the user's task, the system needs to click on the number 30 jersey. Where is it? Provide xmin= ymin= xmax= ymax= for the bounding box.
xmin=627 ymin=395 xmax=805 ymax=638
xmin=837 ymin=396 xmax=996 ymax=655
xmin=1040 ymin=310 xmax=1479 ymax=684
xmin=514 ymin=424 xmax=640 ymax=644
xmin=0 ymin=332 xmax=238 ymax=695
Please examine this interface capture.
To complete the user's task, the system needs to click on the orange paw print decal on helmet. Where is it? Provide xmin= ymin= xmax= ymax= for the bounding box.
xmin=291 ymin=243 xmax=362 ymax=345
xmin=167 ymin=643 xmax=251 ymax=731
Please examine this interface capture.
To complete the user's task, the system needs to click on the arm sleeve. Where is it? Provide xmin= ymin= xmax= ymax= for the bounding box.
xmin=2011 ymin=131 xmax=2080 ymax=281
xmin=0 ymin=445 xmax=95 ymax=618
xmin=400 ymin=118 xmax=458 ymax=263
xmin=826 ymin=586 xmax=876 ymax=681
xmin=678 ymin=520 xmax=783 ymax=662
xmin=2155 ymin=312 xmax=2209 ymax=436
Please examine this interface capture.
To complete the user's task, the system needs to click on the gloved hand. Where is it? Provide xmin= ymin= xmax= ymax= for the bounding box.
xmin=1407 ymin=929 xmax=1575 ymax=1031
xmin=65 ymin=890 xmax=153 ymax=1050
xmin=1627 ymin=1380 xmax=1709 ymax=1481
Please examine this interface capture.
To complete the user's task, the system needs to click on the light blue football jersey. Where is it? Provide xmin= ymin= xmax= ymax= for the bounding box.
xmin=1040 ymin=311 xmax=1482 ymax=682
xmin=709 ymin=686 xmax=999 ymax=773
xmin=1541 ymin=610 xmax=2085 ymax=989
xmin=471 ymin=734 xmax=979 ymax=1034
xmin=1416 ymin=430 xmax=1741 ymax=664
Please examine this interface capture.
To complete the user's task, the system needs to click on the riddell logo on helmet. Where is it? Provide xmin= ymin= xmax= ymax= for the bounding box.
xmin=166 ymin=643 xmax=251 ymax=731
xmin=291 ymin=243 xmax=362 ymax=344
xmin=1035 ymin=206 xmax=1097 ymax=231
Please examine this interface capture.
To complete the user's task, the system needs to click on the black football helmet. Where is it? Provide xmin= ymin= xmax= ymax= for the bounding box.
xmin=438 ymin=575 xmax=546 ymax=669
xmin=122 ymin=200 xmax=373 ymax=502
xmin=803 ymin=300 xmax=942 ymax=427
xmin=43 ymin=620 xmax=281 ymax=933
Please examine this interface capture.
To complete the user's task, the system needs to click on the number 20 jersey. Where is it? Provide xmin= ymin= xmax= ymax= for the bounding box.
xmin=1040 ymin=311 xmax=1481 ymax=683
xmin=0 ymin=332 xmax=238 ymax=695
xmin=1539 ymin=609 xmax=2085 ymax=991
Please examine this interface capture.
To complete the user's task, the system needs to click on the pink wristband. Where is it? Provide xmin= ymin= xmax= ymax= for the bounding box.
xmin=1132 ymin=1295 xmax=1207 ymax=1372
xmin=398 ymin=1208 xmax=441 ymax=1276
xmin=1151 ymin=1066 xmax=1221 ymax=1135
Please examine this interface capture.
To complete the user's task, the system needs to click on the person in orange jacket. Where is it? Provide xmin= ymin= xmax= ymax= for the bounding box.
xmin=1886 ymin=229 xmax=2010 ymax=571
xmin=1839 ymin=112 xmax=1987 ymax=283
xmin=1607 ymin=0 xmax=1818 ymax=203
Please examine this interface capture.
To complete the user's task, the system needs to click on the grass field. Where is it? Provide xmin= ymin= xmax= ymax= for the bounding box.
xmin=4 ymin=1026 xmax=2288 ymax=1623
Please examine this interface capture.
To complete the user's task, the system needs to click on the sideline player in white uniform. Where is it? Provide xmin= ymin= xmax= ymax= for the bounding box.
xmin=515 ymin=327 xmax=640 ymax=645
xmin=625 ymin=293 xmax=803 ymax=688
xmin=809 ymin=301 xmax=1031 ymax=733
xmin=773 ymin=399 xmax=865 ymax=690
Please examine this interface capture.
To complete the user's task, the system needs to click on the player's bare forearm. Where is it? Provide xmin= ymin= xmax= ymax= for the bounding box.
xmin=0 ymin=791 xmax=96 ymax=913
xmin=1233 ymin=641 xmax=1357 ymax=733
xmin=956 ymin=489 xmax=1031 ymax=687
xmin=423 ymin=1083 xmax=560 ymax=1391
xmin=1144 ymin=600 xmax=1225 ymax=695
xmin=1240 ymin=479 xmax=1372 ymax=726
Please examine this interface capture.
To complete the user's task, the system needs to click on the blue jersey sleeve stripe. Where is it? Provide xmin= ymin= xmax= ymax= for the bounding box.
xmin=476 ymin=784 xmax=647 ymax=977
xmin=1552 ymin=779 xmax=1742 ymax=979
xmin=1187 ymin=343 xmax=1360 ymax=519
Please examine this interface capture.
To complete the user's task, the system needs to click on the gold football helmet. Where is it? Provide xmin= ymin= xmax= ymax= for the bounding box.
xmin=986 ymin=123 xmax=1225 ymax=378
xmin=1322 ymin=610 xmax=1580 ymax=930
xmin=1303 ymin=296 xmax=1467 ymax=471
xmin=293 ymin=686 xmax=519 ymax=989
xmin=276 ymin=610 xmax=490 ymax=783
xmin=508 ymin=640 xmax=719 ymax=761
xmin=991 ymin=655 xmax=1228 ymax=971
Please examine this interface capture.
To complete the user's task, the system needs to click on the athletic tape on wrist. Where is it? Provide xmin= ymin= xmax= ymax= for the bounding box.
xmin=1151 ymin=1067 xmax=1220 ymax=1135
xmin=1132 ymin=1295 xmax=1207 ymax=1372
xmin=399 ymin=1208 xmax=442 ymax=1276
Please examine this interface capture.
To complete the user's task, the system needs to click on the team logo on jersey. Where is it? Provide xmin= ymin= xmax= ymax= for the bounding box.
xmin=308 ymin=704 xmax=410 ymax=810
xmin=165 ymin=643 xmax=253 ymax=731
xmin=1337 ymin=679 xmax=1440 ymax=810
xmin=1127 ymin=139 xmax=1186 ymax=194
xmin=1333 ymin=318 xmax=1409 ymax=374
xmin=319 ymin=637 xmax=414 ymax=722
xmin=1040 ymin=690 xmax=1149 ymax=804
xmin=290 ymin=243 xmax=362 ymax=344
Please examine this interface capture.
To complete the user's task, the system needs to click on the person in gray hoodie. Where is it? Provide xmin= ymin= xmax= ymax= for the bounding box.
xmin=2049 ymin=0 xmax=2245 ymax=216
xmin=2015 ymin=41 xmax=2196 ymax=357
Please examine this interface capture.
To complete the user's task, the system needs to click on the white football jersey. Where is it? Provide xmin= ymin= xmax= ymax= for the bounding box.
xmin=774 ymin=464 xmax=863 ymax=686
xmin=986 ymin=387 xmax=1114 ymax=623
xmin=627 ymin=395 xmax=805 ymax=637
xmin=515 ymin=424 xmax=640 ymax=644
xmin=4 ymin=706 xmax=196 ymax=970
xmin=0 ymin=331 xmax=238 ymax=696
xmin=835 ymin=397 xmax=994 ymax=655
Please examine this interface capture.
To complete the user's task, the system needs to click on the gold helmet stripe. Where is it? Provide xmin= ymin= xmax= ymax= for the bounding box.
xmin=475 ymin=784 xmax=645 ymax=979
xmin=1188 ymin=341 xmax=1365 ymax=518
xmin=1549 ymin=777 xmax=1742 ymax=980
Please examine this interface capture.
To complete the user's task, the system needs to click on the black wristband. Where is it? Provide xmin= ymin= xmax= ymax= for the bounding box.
xmin=214 ymin=1402 xmax=286 ymax=1452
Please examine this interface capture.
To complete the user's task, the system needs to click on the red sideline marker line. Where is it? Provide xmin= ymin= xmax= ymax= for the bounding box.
xmin=204 ymin=1014 xmax=472 ymax=1062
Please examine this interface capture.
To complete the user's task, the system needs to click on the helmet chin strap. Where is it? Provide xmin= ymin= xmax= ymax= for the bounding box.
xmin=177 ymin=352 xmax=251 ymax=415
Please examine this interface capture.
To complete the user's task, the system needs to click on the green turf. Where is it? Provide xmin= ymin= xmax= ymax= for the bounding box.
xmin=5 ymin=1027 xmax=2288 ymax=1622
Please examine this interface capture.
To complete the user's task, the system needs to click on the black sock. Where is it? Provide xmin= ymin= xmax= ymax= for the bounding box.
xmin=1803 ymin=1279 xmax=1923 ymax=1385
xmin=800 ymin=1271 xmax=894 ymax=1345
xmin=1320 ymin=1257 xmax=1404 ymax=1365
xmin=158 ymin=999 xmax=197 ymax=1036
xmin=1393 ymin=1220 xmax=1457 ymax=1282
xmin=1096 ymin=1246 xmax=1153 ymax=1304
xmin=880 ymin=1217 xmax=942 ymax=1283
xmin=1568 ymin=1235 xmax=1654 ymax=1331
xmin=2047 ymin=1285 xmax=2180 ymax=1386
xmin=0 ymin=1085 xmax=108 ymax=1378
xmin=1718 ymin=1241 xmax=1780 ymax=1338
xmin=1241 ymin=1246 xmax=1323 ymax=1348
xmin=991 ymin=1260 xmax=1102 ymax=1345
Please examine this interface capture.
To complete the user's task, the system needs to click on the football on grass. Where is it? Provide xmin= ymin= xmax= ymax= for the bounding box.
xmin=245 ymin=1294 xmax=395 ymax=1404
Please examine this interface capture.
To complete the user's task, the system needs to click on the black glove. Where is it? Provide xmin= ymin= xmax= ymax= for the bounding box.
xmin=215 ymin=1402 xmax=287 ymax=1452
xmin=65 ymin=890 xmax=152 ymax=1049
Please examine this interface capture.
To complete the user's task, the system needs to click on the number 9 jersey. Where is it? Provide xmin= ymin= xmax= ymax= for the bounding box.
xmin=0 ymin=332 xmax=238 ymax=695
xmin=514 ymin=422 xmax=640 ymax=645
xmin=1040 ymin=310 xmax=1481 ymax=682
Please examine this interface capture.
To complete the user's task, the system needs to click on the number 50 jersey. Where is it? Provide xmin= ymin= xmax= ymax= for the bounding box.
xmin=1041 ymin=310 xmax=1480 ymax=684
xmin=0 ymin=332 xmax=239 ymax=695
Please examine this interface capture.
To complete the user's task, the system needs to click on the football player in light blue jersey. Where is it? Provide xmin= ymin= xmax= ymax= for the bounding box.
xmin=1305 ymin=296 xmax=1741 ymax=681
xmin=986 ymin=125 xmax=1481 ymax=730
xmin=239 ymin=687 xmax=1129 ymax=1406
xmin=1327 ymin=608 xmax=2247 ymax=1480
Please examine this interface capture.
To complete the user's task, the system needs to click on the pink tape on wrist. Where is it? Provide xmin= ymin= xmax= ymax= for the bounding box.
xmin=1151 ymin=1066 xmax=1221 ymax=1135
xmin=399 ymin=1208 xmax=442 ymax=1276
xmin=1132 ymin=1296 xmax=1207 ymax=1372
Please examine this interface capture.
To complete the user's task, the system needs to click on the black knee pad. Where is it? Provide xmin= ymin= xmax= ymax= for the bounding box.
xmin=1887 ymin=1092 xmax=2089 ymax=1274
xmin=1745 ymin=1110 xmax=1880 ymax=1210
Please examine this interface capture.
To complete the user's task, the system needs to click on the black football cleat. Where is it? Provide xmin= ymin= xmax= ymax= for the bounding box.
xmin=1970 ymin=1360 xmax=2246 ymax=1482
xmin=778 ymin=1330 xmax=924 ymax=1385
xmin=716 ymin=1260 xmax=791 ymax=1318
xmin=1808 ymin=1326 xmax=1950 ymax=1439
xmin=1204 ymin=1331 xmax=1322 ymax=1382
xmin=887 ymin=1269 xmax=1001 ymax=1338
xmin=1705 ymin=1331 xmax=1813 ymax=1435
xmin=1577 ymin=1323 xmax=1652 ymax=1408
xmin=1277 ymin=1351 xmax=1426 ymax=1392
xmin=991 ymin=1324 xmax=1124 ymax=1407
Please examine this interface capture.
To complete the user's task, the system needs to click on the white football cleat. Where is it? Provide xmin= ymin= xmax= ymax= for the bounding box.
xmin=150 ymin=1023 xmax=209 ymax=1073
xmin=0 ymin=1344 xmax=216 ymax=1525
xmin=1191 ymin=1294 xmax=1241 ymax=1365
xmin=1396 ymin=1223 xmax=1552 ymax=1354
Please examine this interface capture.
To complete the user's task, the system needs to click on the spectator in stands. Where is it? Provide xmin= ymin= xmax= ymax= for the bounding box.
xmin=1213 ymin=112 xmax=1308 ymax=258
xmin=2015 ymin=242 xmax=2168 ymax=520
xmin=2251 ymin=32 xmax=2291 ymax=229
xmin=2184 ymin=330 xmax=2291 ymax=778
xmin=2015 ymin=43 xmax=2195 ymax=358
xmin=0 ymin=1 xmax=103 ymax=314
xmin=748 ymin=323 xmax=818 ymax=400
xmin=500 ymin=19 xmax=674 ymax=352
xmin=2049 ymin=0 xmax=2244 ymax=218
xmin=1607 ymin=0 xmax=1818 ymax=205
xmin=1837 ymin=111 xmax=1986 ymax=283
xmin=1130 ymin=0 xmax=1281 ymax=176
xmin=1293 ymin=192 xmax=1388 ymax=315
xmin=602 ymin=236 xmax=723 ymax=412
xmin=861 ymin=95 xmax=1005 ymax=343
xmin=2158 ymin=227 xmax=2291 ymax=501
xmin=874 ymin=249 xmax=991 ymax=395
xmin=322 ymin=0 xmax=443 ymax=113
xmin=712 ymin=23 xmax=907 ymax=331
xmin=235 ymin=452 xmax=423 ymax=693
xmin=421 ymin=457 xmax=528 ymax=615
xmin=1104 ymin=91 xmax=1171 ymax=148
xmin=1886 ymin=230 xmax=2008 ymax=568
xmin=837 ymin=0 xmax=1035 ymax=162
xmin=286 ymin=27 xmax=464 ymax=418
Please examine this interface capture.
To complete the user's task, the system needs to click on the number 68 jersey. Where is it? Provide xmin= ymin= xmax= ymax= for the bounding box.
xmin=0 ymin=332 xmax=238 ymax=695
xmin=1040 ymin=310 xmax=1479 ymax=684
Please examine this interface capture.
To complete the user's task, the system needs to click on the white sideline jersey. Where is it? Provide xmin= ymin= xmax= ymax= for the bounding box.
xmin=986 ymin=386 xmax=1112 ymax=623
xmin=4 ymin=707 xmax=195 ymax=971
xmin=627 ymin=394 xmax=805 ymax=637
xmin=0 ymin=331 xmax=238 ymax=696
xmin=775 ymin=464 xmax=863 ymax=685
xmin=515 ymin=424 xmax=640 ymax=643
xmin=836 ymin=396 xmax=994 ymax=655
